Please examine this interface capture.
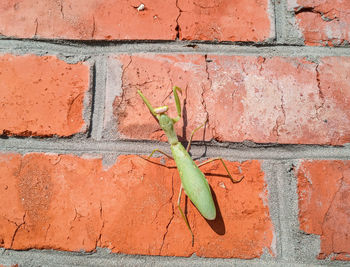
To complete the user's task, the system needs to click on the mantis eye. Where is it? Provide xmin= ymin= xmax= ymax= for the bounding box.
xmin=155 ymin=106 xmax=168 ymax=114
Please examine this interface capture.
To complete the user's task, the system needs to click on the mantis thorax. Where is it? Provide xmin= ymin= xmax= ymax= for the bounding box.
xmin=158 ymin=114 xmax=179 ymax=145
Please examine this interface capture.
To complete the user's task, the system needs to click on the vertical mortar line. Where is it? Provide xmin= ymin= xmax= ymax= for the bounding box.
xmin=89 ymin=56 xmax=108 ymax=140
xmin=274 ymin=0 xmax=286 ymax=44
xmin=261 ymin=160 xmax=282 ymax=261
xmin=275 ymin=160 xmax=301 ymax=262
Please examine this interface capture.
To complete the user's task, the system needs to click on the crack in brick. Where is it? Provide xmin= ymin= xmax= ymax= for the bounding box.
xmin=96 ymin=201 xmax=104 ymax=248
xmin=315 ymin=64 xmax=325 ymax=122
xmin=66 ymin=92 xmax=84 ymax=125
xmin=34 ymin=18 xmax=38 ymax=36
xmin=45 ymin=224 xmax=51 ymax=241
xmin=193 ymin=3 xmax=220 ymax=9
xmin=59 ymin=0 xmax=64 ymax=19
xmin=275 ymin=92 xmax=286 ymax=141
xmin=159 ymin=173 xmax=175 ymax=254
xmin=175 ymin=0 xmax=182 ymax=40
xmin=269 ymin=60 xmax=286 ymax=141
xmin=295 ymin=7 xmax=338 ymax=22
xmin=91 ymin=16 xmax=96 ymax=38
xmin=120 ymin=55 xmax=133 ymax=93
xmin=70 ymin=207 xmax=84 ymax=232
xmin=10 ymin=213 xmax=26 ymax=249
xmin=320 ymin=172 xmax=345 ymax=257
xmin=115 ymin=56 xmax=133 ymax=115
xmin=151 ymin=190 xmax=173 ymax=224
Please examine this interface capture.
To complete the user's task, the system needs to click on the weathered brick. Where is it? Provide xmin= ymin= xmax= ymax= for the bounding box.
xmin=289 ymin=0 xmax=350 ymax=46
xmin=0 ymin=0 xmax=272 ymax=42
xmin=0 ymin=0 xmax=178 ymax=40
xmin=297 ymin=160 xmax=350 ymax=261
xmin=107 ymin=54 xmax=209 ymax=141
xmin=0 ymin=153 xmax=274 ymax=258
xmin=177 ymin=0 xmax=273 ymax=42
xmin=108 ymin=54 xmax=350 ymax=145
xmin=0 ymin=54 xmax=89 ymax=137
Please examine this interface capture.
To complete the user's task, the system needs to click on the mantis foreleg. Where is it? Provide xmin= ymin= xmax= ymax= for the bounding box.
xmin=198 ymin=157 xmax=244 ymax=183
xmin=172 ymin=86 xmax=182 ymax=123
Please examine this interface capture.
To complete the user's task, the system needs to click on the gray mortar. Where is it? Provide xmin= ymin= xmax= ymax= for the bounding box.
xmin=274 ymin=160 xmax=321 ymax=263
xmin=103 ymin=55 xmax=125 ymax=140
xmin=1 ymin=1 xmax=350 ymax=266
xmin=273 ymin=0 xmax=286 ymax=43
xmin=0 ymin=248 xmax=324 ymax=267
xmin=1 ymin=40 xmax=350 ymax=57
xmin=278 ymin=0 xmax=305 ymax=45
xmin=261 ymin=160 xmax=282 ymax=260
xmin=267 ymin=0 xmax=277 ymax=43
xmin=1 ymin=139 xmax=349 ymax=160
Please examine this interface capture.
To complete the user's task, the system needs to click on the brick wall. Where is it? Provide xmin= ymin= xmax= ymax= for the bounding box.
xmin=0 ymin=0 xmax=349 ymax=266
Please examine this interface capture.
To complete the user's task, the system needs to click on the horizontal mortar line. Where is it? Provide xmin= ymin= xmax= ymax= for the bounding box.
xmin=1 ymin=139 xmax=350 ymax=160
xmin=0 ymin=249 xmax=318 ymax=267
xmin=0 ymin=40 xmax=350 ymax=57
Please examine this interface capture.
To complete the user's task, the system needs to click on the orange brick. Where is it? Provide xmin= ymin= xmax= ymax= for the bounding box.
xmin=109 ymin=54 xmax=350 ymax=145
xmin=297 ymin=161 xmax=350 ymax=261
xmin=0 ymin=153 xmax=274 ymax=258
xmin=0 ymin=0 xmax=272 ymax=41
xmin=177 ymin=0 xmax=273 ymax=42
xmin=0 ymin=54 xmax=89 ymax=137
xmin=0 ymin=0 xmax=178 ymax=40
xmin=290 ymin=0 xmax=350 ymax=46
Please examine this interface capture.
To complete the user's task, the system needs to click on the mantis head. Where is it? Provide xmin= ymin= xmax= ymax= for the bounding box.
xmin=137 ymin=86 xmax=182 ymax=145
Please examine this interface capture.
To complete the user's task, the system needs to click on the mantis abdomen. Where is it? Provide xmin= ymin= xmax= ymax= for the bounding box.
xmin=171 ymin=142 xmax=216 ymax=220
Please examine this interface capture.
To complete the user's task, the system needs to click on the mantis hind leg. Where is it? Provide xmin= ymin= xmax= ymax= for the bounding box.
xmin=177 ymin=185 xmax=194 ymax=246
xmin=198 ymin=157 xmax=244 ymax=183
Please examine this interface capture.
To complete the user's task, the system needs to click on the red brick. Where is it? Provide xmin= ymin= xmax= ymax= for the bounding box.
xmin=177 ymin=0 xmax=273 ymax=42
xmin=0 ymin=54 xmax=89 ymax=137
xmin=0 ymin=0 xmax=178 ymax=40
xmin=109 ymin=54 xmax=210 ymax=142
xmin=0 ymin=153 xmax=274 ymax=258
xmin=109 ymin=54 xmax=350 ymax=145
xmin=297 ymin=161 xmax=350 ymax=261
xmin=0 ymin=1 xmax=272 ymax=42
xmin=290 ymin=0 xmax=350 ymax=46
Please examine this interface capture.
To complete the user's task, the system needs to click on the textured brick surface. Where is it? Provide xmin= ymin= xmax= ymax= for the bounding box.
xmin=0 ymin=0 xmax=178 ymax=40
xmin=177 ymin=0 xmax=273 ymax=42
xmin=0 ymin=54 xmax=89 ymax=137
xmin=0 ymin=153 xmax=274 ymax=258
xmin=290 ymin=0 xmax=350 ymax=46
xmin=109 ymin=54 xmax=350 ymax=145
xmin=0 ymin=0 xmax=272 ymax=42
xmin=297 ymin=161 xmax=350 ymax=261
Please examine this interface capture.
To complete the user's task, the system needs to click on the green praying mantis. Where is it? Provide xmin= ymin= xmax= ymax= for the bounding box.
xmin=137 ymin=86 xmax=243 ymax=243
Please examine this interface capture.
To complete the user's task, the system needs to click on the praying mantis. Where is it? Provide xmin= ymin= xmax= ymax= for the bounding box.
xmin=137 ymin=86 xmax=243 ymax=243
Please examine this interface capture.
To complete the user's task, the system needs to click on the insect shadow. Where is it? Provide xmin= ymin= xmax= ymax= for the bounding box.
xmin=205 ymin=185 xmax=225 ymax=235
xmin=182 ymin=183 xmax=225 ymax=236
